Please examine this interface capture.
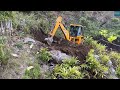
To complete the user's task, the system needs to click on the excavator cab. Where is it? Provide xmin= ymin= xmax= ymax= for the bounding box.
xmin=70 ymin=24 xmax=83 ymax=37
xmin=69 ymin=24 xmax=84 ymax=44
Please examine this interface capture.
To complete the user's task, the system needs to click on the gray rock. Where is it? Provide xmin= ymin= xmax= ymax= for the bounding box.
xmin=109 ymin=75 xmax=119 ymax=79
xmin=49 ymin=50 xmax=72 ymax=64
xmin=109 ymin=67 xmax=116 ymax=75
xmin=41 ymin=64 xmax=49 ymax=73
xmin=24 ymin=37 xmax=35 ymax=43
xmin=94 ymin=55 xmax=100 ymax=61
xmin=107 ymin=60 xmax=113 ymax=67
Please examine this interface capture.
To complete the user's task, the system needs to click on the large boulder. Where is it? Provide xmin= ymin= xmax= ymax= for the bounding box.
xmin=49 ymin=50 xmax=72 ymax=64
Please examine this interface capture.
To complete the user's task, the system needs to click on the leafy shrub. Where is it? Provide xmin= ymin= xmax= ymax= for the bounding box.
xmin=0 ymin=36 xmax=7 ymax=44
xmin=109 ymin=51 xmax=120 ymax=69
xmin=99 ymin=29 xmax=118 ymax=43
xmin=23 ymin=64 xmax=41 ymax=79
xmin=116 ymin=66 xmax=120 ymax=78
xmin=52 ymin=57 xmax=83 ymax=79
xmin=0 ymin=11 xmax=13 ymax=20
xmin=107 ymin=35 xmax=117 ymax=43
xmin=111 ymin=18 xmax=119 ymax=23
xmin=85 ymin=49 xmax=108 ymax=78
xmin=62 ymin=57 xmax=79 ymax=67
xmin=0 ymin=36 xmax=10 ymax=65
xmin=79 ymin=16 xmax=100 ymax=36
xmin=99 ymin=30 xmax=108 ymax=38
xmin=12 ymin=11 xmax=50 ymax=35
xmin=0 ymin=44 xmax=10 ymax=65
xmin=37 ymin=48 xmax=52 ymax=62
xmin=14 ymin=42 xmax=23 ymax=49
xmin=53 ymin=64 xmax=83 ymax=79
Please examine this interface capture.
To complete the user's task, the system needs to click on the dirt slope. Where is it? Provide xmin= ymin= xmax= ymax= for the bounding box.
xmin=30 ymin=28 xmax=92 ymax=62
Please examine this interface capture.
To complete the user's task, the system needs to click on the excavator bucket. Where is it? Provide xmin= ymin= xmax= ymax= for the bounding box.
xmin=44 ymin=36 xmax=53 ymax=45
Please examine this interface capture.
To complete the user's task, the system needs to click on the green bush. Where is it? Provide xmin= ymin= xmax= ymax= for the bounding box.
xmin=79 ymin=16 xmax=100 ymax=36
xmin=111 ymin=18 xmax=120 ymax=23
xmin=0 ymin=11 xmax=13 ymax=20
xmin=14 ymin=42 xmax=23 ymax=49
xmin=0 ymin=44 xmax=10 ymax=65
xmin=116 ymin=66 xmax=120 ymax=78
xmin=37 ymin=48 xmax=52 ymax=62
xmin=0 ymin=36 xmax=10 ymax=65
xmin=52 ymin=57 xmax=83 ymax=79
xmin=23 ymin=64 xmax=41 ymax=79
xmin=53 ymin=64 xmax=83 ymax=79
xmin=62 ymin=57 xmax=79 ymax=67
xmin=12 ymin=11 xmax=50 ymax=35
xmin=85 ymin=49 xmax=108 ymax=78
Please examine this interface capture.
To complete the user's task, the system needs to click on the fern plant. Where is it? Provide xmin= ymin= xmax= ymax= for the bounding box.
xmin=53 ymin=64 xmax=83 ymax=79
xmin=0 ymin=36 xmax=10 ymax=65
xmin=37 ymin=48 xmax=52 ymax=62
xmin=85 ymin=49 xmax=108 ymax=79
xmin=107 ymin=35 xmax=117 ymax=43
xmin=23 ymin=64 xmax=41 ymax=79
xmin=62 ymin=57 xmax=79 ymax=67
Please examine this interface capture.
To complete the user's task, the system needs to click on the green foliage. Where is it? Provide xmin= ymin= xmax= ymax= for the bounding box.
xmin=53 ymin=64 xmax=83 ymax=79
xmin=99 ymin=30 xmax=108 ymax=38
xmin=85 ymin=37 xmax=106 ymax=53
xmin=116 ymin=66 xmax=120 ymax=78
xmin=53 ymin=57 xmax=83 ymax=79
xmin=109 ymin=51 xmax=120 ymax=68
xmin=85 ymin=49 xmax=108 ymax=78
xmin=0 ymin=36 xmax=10 ymax=65
xmin=107 ymin=35 xmax=117 ymax=43
xmin=23 ymin=64 xmax=41 ymax=79
xmin=62 ymin=57 xmax=79 ymax=67
xmin=111 ymin=18 xmax=119 ymax=23
xmin=37 ymin=48 xmax=52 ymax=62
xmin=79 ymin=16 xmax=100 ymax=36
xmin=0 ymin=36 xmax=7 ymax=44
xmin=84 ymin=36 xmax=93 ymax=45
xmin=14 ymin=42 xmax=23 ymax=49
xmin=0 ymin=44 xmax=10 ymax=65
xmin=0 ymin=11 xmax=13 ymax=20
xmin=99 ymin=29 xmax=118 ymax=43
xmin=12 ymin=11 xmax=49 ymax=34
xmin=99 ymin=54 xmax=110 ymax=64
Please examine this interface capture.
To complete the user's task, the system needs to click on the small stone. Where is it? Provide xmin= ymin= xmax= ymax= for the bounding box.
xmin=24 ymin=37 xmax=35 ymax=43
xmin=107 ymin=60 xmax=113 ymax=67
xmin=41 ymin=64 xmax=49 ymax=73
xmin=94 ymin=55 xmax=99 ymax=61
xmin=30 ymin=43 xmax=34 ymax=49
xmin=11 ymin=53 xmax=19 ymax=58
xmin=27 ymin=66 xmax=34 ymax=71
xmin=109 ymin=67 xmax=115 ymax=74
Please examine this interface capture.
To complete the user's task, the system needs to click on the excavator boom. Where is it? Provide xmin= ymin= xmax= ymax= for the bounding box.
xmin=45 ymin=16 xmax=70 ymax=45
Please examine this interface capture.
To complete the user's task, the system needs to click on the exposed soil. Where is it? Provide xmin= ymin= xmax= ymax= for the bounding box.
xmin=30 ymin=28 xmax=92 ymax=62
xmin=93 ymin=35 xmax=120 ymax=53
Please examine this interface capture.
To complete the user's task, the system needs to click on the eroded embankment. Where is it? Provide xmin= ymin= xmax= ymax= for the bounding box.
xmin=30 ymin=28 xmax=92 ymax=62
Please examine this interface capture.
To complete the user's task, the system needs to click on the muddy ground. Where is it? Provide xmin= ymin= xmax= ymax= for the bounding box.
xmin=30 ymin=28 xmax=92 ymax=62
xmin=93 ymin=35 xmax=120 ymax=53
xmin=30 ymin=28 xmax=120 ymax=63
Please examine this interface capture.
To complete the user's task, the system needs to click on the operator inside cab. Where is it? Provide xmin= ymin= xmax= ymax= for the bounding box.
xmin=70 ymin=26 xmax=82 ymax=37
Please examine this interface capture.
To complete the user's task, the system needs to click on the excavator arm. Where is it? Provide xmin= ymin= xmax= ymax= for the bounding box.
xmin=45 ymin=16 xmax=70 ymax=45
xmin=49 ymin=16 xmax=70 ymax=40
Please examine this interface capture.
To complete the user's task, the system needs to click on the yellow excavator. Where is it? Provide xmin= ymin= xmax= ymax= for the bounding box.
xmin=45 ymin=16 xmax=84 ymax=45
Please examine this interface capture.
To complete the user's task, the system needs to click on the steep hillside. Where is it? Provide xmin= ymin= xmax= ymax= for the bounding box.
xmin=0 ymin=11 xmax=120 ymax=79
